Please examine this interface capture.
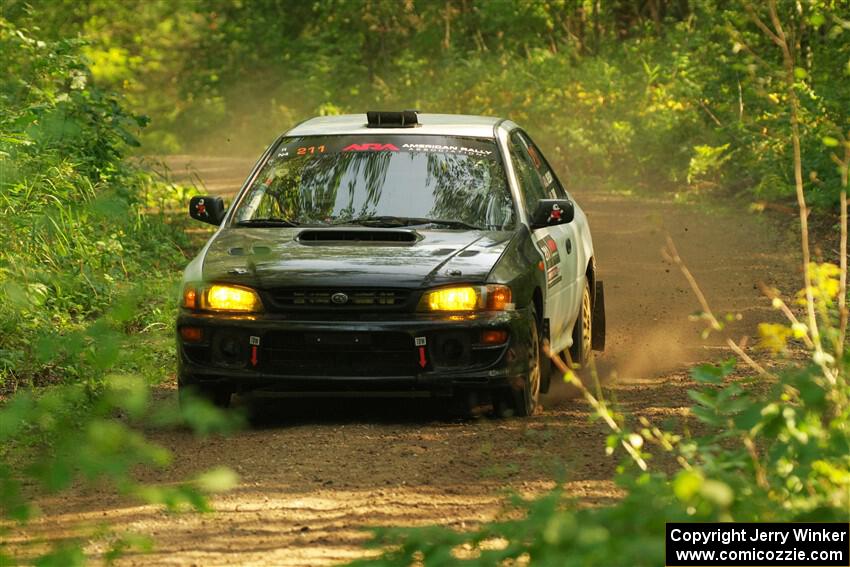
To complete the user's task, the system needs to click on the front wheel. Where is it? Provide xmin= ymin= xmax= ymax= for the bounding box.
xmin=503 ymin=307 xmax=542 ymax=417
xmin=178 ymin=381 xmax=232 ymax=410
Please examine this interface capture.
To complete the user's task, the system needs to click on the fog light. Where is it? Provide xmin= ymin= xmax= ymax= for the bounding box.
xmin=481 ymin=330 xmax=508 ymax=345
xmin=180 ymin=326 xmax=203 ymax=342
xmin=212 ymin=331 xmax=247 ymax=366
xmin=441 ymin=338 xmax=464 ymax=361
xmin=220 ymin=336 xmax=241 ymax=358
xmin=432 ymin=332 xmax=471 ymax=367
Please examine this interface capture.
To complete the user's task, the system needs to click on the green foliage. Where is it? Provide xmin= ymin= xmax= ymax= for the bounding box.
xmin=0 ymin=303 xmax=242 ymax=564
xmin=0 ymin=2 xmax=847 ymax=565
xmin=688 ymin=144 xmax=732 ymax=187
xmin=4 ymin=0 xmax=846 ymax=208
xmin=0 ymin=18 xmax=241 ymax=565
xmin=0 ymin=18 xmax=192 ymax=389
xmin=351 ymin=482 xmax=676 ymax=567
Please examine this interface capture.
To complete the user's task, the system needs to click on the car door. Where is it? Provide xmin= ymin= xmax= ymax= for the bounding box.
xmin=508 ymin=131 xmax=575 ymax=352
xmin=517 ymin=132 xmax=583 ymax=352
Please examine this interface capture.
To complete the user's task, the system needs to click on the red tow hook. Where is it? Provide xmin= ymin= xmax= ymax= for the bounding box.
xmin=415 ymin=336 xmax=427 ymax=369
xmin=249 ymin=336 xmax=260 ymax=367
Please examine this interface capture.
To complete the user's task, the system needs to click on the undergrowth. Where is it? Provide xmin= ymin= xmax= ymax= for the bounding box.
xmin=0 ymin=18 xmax=239 ymax=566
xmin=0 ymin=17 xmax=193 ymax=391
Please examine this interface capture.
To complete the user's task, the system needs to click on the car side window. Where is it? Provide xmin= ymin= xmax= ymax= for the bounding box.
xmin=508 ymin=132 xmax=548 ymax=218
xmin=516 ymin=131 xmax=568 ymax=200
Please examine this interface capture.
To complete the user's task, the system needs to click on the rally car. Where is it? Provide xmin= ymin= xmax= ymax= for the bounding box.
xmin=177 ymin=111 xmax=605 ymax=416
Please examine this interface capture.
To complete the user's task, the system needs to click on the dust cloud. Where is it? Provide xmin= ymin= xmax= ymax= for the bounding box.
xmin=544 ymin=190 xmax=792 ymax=406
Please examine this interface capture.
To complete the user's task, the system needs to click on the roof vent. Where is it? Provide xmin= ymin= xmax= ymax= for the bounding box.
xmin=297 ymin=229 xmax=418 ymax=244
xmin=366 ymin=110 xmax=419 ymax=129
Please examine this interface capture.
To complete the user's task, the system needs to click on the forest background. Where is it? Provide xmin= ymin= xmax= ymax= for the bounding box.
xmin=0 ymin=1 xmax=848 ymax=565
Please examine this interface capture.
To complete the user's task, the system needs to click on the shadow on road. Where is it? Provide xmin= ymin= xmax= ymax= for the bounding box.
xmin=235 ymin=395 xmax=488 ymax=428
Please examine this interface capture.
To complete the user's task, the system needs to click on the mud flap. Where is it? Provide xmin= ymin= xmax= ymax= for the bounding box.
xmin=592 ymin=280 xmax=606 ymax=351
xmin=540 ymin=320 xmax=552 ymax=394
xmin=540 ymin=347 xmax=552 ymax=394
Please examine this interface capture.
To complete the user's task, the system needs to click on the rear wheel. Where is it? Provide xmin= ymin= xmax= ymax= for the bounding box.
xmin=568 ymin=279 xmax=593 ymax=368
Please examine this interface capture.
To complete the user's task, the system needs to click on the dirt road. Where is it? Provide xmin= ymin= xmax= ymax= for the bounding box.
xmin=19 ymin=157 xmax=796 ymax=565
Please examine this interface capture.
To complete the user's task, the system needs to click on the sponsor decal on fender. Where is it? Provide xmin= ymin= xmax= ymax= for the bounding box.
xmin=536 ymin=235 xmax=563 ymax=287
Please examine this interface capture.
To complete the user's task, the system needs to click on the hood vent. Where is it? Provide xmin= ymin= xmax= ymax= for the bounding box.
xmin=297 ymin=229 xmax=418 ymax=245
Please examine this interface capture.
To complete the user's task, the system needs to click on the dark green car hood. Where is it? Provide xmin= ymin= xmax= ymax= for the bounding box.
xmin=201 ymin=227 xmax=516 ymax=289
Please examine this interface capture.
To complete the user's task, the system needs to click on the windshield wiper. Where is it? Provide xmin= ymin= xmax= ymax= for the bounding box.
xmin=235 ymin=217 xmax=300 ymax=227
xmin=332 ymin=215 xmax=406 ymax=228
xmin=333 ymin=215 xmax=484 ymax=230
xmin=413 ymin=218 xmax=485 ymax=230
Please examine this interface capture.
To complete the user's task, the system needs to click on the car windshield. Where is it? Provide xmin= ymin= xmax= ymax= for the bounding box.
xmin=230 ymin=135 xmax=515 ymax=230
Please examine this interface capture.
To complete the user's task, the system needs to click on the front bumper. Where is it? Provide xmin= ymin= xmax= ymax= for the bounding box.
xmin=176 ymin=309 xmax=534 ymax=396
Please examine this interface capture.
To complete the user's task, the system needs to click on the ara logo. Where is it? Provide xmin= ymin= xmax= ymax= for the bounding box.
xmin=342 ymin=143 xmax=400 ymax=152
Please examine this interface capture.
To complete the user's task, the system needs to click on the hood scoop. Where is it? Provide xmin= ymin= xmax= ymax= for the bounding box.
xmin=297 ymin=229 xmax=418 ymax=245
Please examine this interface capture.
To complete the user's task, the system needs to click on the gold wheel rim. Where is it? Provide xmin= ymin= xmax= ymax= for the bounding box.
xmin=582 ymin=285 xmax=592 ymax=360
xmin=528 ymin=323 xmax=540 ymax=409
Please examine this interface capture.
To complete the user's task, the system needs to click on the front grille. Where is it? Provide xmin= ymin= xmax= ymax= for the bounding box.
xmin=267 ymin=288 xmax=412 ymax=310
xmin=262 ymin=331 xmax=415 ymax=377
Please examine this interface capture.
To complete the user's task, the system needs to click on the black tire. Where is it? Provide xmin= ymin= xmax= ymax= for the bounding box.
xmin=508 ymin=307 xmax=542 ymax=417
xmin=178 ymin=381 xmax=232 ymax=410
xmin=568 ymin=279 xmax=593 ymax=368
xmin=447 ymin=389 xmax=482 ymax=419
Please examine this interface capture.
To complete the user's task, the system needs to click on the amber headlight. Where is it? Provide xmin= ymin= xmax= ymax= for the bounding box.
xmin=183 ymin=284 xmax=263 ymax=313
xmin=418 ymin=285 xmax=512 ymax=312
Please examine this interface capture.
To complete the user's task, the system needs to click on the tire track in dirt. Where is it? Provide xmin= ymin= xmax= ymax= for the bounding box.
xmin=13 ymin=156 xmax=796 ymax=566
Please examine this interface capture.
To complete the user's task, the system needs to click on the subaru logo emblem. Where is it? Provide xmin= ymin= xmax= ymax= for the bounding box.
xmin=331 ymin=292 xmax=349 ymax=305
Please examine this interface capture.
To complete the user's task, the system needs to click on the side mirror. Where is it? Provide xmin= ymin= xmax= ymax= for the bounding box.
xmin=189 ymin=196 xmax=226 ymax=226
xmin=530 ymin=199 xmax=574 ymax=229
